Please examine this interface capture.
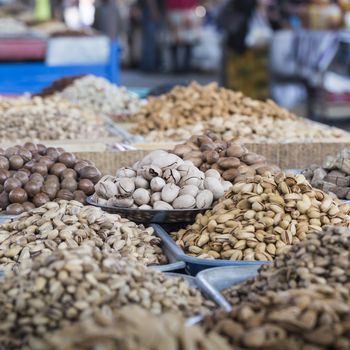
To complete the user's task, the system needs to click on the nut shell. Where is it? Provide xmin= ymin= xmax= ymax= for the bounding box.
xmin=9 ymin=188 xmax=28 ymax=204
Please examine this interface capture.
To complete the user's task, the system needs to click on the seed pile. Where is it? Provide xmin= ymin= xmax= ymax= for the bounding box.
xmin=171 ymin=172 xmax=350 ymax=261
xmin=30 ymin=306 xmax=230 ymax=350
xmin=59 ymin=75 xmax=142 ymax=116
xmin=303 ymin=148 xmax=350 ymax=199
xmin=132 ymin=82 xmax=296 ymax=134
xmin=172 ymin=134 xmax=279 ymax=182
xmin=0 ymin=200 xmax=167 ymax=272
xmin=93 ymin=150 xmax=231 ymax=210
xmin=0 ymin=246 xmax=213 ymax=348
xmin=0 ymin=95 xmax=107 ymax=143
xmin=203 ymin=227 xmax=350 ymax=350
xmin=143 ymin=115 xmax=348 ymax=143
xmin=37 ymin=75 xmax=85 ymax=97
xmin=0 ymin=143 xmax=101 ymax=214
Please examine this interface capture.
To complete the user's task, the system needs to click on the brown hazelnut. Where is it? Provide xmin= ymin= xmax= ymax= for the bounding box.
xmin=79 ymin=166 xmax=101 ymax=184
xmin=9 ymin=188 xmax=28 ymax=204
xmin=0 ymin=156 xmax=9 ymax=170
xmin=58 ymin=152 xmax=76 ymax=168
xmin=9 ymin=155 xmax=24 ymax=170
xmin=18 ymin=168 xmax=31 ymax=176
xmin=73 ymin=190 xmax=86 ymax=203
xmin=0 ymin=169 xmax=10 ymax=185
xmin=37 ymin=144 xmax=47 ymax=155
xmin=0 ymin=148 xmax=4 ymax=156
xmin=29 ymin=173 xmax=44 ymax=184
xmin=5 ymin=146 xmax=19 ymax=158
xmin=4 ymin=178 xmax=21 ymax=192
xmin=33 ymin=193 xmax=50 ymax=207
xmin=38 ymin=156 xmax=54 ymax=168
xmin=22 ymin=201 xmax=36 ymax=211
xmin=50 ymin=163 xmax=67 ymax=177
xmin=6 ymin=203 xmax=25 ymax=215
xmin=61 ymin=168 xmax=77 ymax=180
xmin=32 ymin=163 xmax=48 ymax=176
xmin=78 ymin=179 xmax=94 ymax=195
xmin=24 ymin=160 xmax=36 ymax=171
xmin=56 ymin=189 xmax=74 ymax=200
xmin=41 ymin=184 xmax=58 ymax=200
xmin=13 ymin=171 xmax=29 ymax=185
xmin=46 ymin=147 xmax=60 ymax=161
xmin=24 ymin=181 xmax=42 ymax=198
xmin=0 ymin=192 xmax=9 ymax=210
xmin=18 ymin=148 xmax=32 ymax=162
xmin=23 ymin=142 xmax=37 ymax=152
xmin=61 ymin=178 xmax=78 ymax=192
xmin=74 ymin=160 xmax=90 ymax=173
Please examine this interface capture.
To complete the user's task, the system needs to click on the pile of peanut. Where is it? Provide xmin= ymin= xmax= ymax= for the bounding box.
xmin=132 ymin=82 xmax=297 ymax=134
xmin=172 ymin=134 xmax=279 ymax=182
xmin=203 ymin=227 xmax=350 ymax=349
xmin=0 ymin=246 xmax=214 ymax=348
xmin=171 ymin=172 xmax=350 ymax=261
xmin=0 ymin=200 xmax=167 ymax=272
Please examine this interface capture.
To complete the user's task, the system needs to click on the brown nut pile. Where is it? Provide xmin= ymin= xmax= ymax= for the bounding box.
xmin=0 ymin=95 xmax=107 ymax=143
xmin=0 ymin=200 xmax=167 ymax=271
xmin=0 ymin=143 xmax=101 ymax=214
xmin=143 ymin=114 xmax=348 ymax=143
xmin=303 ymin=148 xmax=350 ymax=199
xmin=30 ymin=306 xmax=230 ymax=350
xmin=132 ymin=82 xmax=296 ymax=134
xmin=93 ymin=150 xmax=231 ymax=210
xmin=172 ymin=134 xmax=280 ymax=182
xmin=171 ymin=172 xmax=350 ymax=261
xmin=203 ymin=227 xmax=350 ymax=350
xmin=0 ymin=246 xmax=214 ymax=347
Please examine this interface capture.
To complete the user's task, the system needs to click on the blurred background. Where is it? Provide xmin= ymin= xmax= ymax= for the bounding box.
xmin=0 ymin=0 xmax=350 ymax=125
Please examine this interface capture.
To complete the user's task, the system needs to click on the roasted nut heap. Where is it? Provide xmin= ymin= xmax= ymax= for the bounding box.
xmin=0 ymin=95 xmax=108 ymax=142
xmin=171 ymin=172 xmax=350 ymax=261
xmin=30 ymin=306 xmax=230 ymax=350
xmin=143 ymin=114 xmax=348 ymax=143
xmin=0 ymin=246 xmax=214 ymax=347
xmin=203 ymin=227 xmax=350 ymax=350
xmin=59 ymin=75 xmax=142 ymax=116
xmin=0 ymin=200 xmax=167 ymax=271
xmin=303 ymin=148 xmax=350 ymax=199
xmin=172 ymin=134 xmax=279 ymax=182
xmin=0 ymin=143 xmax=101 ymax=214
xmin=93 ymin=150 xmax=231 ymax=210
xmin=132 ymin=82 xmax=297 ymax=134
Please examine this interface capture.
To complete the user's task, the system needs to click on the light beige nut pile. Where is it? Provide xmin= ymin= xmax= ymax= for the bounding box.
xmin=59 ymin=75 xmax=142 ymax=116
xmin=203 ymin=227 xmax=350 ymax=349
xmin=132 ymin=82 xmax=296 ymax=134
xmin=0 ymin=95 xmax=108 ymax=143
xmin=0 ymin=200 xmax=167 ymax=272
xmin=171 ymin=172 xmax=350 ymax=261
xmin=172 ymin=133 xmax=279 ymax=182
xmin=303 ymin=148 xmax=350 ymax=199
xmin=93 ymin=150 xmax=231 ymax=209
xmin=143 ymin=114 xmax=348 ymax=143
xmin=29 ymin=306 xmax=230 ymax=350
xmin=0 ymin=246 xmax=214 ymax=347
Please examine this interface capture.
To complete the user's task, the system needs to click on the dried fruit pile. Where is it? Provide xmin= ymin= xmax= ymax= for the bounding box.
xmin=203 ymin=227 xmax=350 ymax=350
xmin=0 ymin=200 xmax=167 ymax=271
xmin=0 ymin=246 xmax=213 ymax=348
xmin=172 ymin=134 xmax=279 ymax=182
xmin=0 ymin=144 xmax=101 ymax=214
xmin=171 ymin=172 xmax=350 ymax=260
xmin=93 ymin=150 xmax=231 ymax=210
xmin=303 ymin=148 xmax=350 ymax=199
xmin=30 ymin=306 xmax=230 ymax=350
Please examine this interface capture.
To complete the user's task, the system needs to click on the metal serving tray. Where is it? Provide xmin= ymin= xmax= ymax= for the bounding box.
xmin=0 ymin=215 xmax=19 ymax=224
xmin=152 ymin=224 xmax=270 ymax=276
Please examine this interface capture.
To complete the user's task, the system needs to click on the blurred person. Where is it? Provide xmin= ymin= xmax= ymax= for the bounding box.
xmin=165 ymin=0 xmax=201 ymax=72
xmin=93 ymin=0 xmax=121 ymax=39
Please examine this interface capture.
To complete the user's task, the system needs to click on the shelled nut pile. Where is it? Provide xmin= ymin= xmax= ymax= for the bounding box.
xmin=172 ymin=134 xmax=279 ymax=182
xmin=59 ymin=75 xmax=142 ymax=116
xmin=0 ymin=200 xmax=167 ymax=271
xmin=203 ymin=227 xmax=350 ymax=349
xmin=0 ymin=144 xmax=101 ymax=214
xmin=132 ymin=82 xmax=297 ymax=134
xmin=171 ymin=172 xmax=350 ymax=261
xmin=303 ymin=148 xmax=350 ymax=199
xmin=93 ymin=150 xmax=231 ymax=209
xmin=0 ymin=246 xmax=214 ymax=348
xmin=143 ymin=114 xmax=348 ymax=143
xmin=0 ymin=95 xmax=108 ymax=142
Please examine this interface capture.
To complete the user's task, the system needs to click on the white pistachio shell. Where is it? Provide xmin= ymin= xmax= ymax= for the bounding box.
xmin=94 ymin=175 xmax=118 ymax=199
xmin=135 ymin=176 xmax=149 ymax=189
xmin=205 ymin=169 xmax=221 ymax=180
xmin=139 ymin=204 xmax=152 ymax=210
xmin=177 ymin=163 xmax=194 ymax=177
xmin=161 ymin=183 xmax=180 ymax=203
xmin=138 ymin=150 xmax=169 ymax=167
xmin=163 ymin=168 xmax=181 ymax=184
xmin=116 ymin=167 xmax=136 ymax=178
xmin=179 ymin=185 xmax=199 ymax=197
xmin=153 ymin=201 xmax=173 ymax=210
xmin=107 ymin=196 xmax=134 ymax=208
xmin=152 ymin=153 xmax=183 ymax=170
xmin=180 ymin=173 xmax=202 ymax=187
xmin=151 ymin=192 xmax=161 ymax=204
xmin=222 ymin=181 xmax=233 ymax=192
xmin=150 ymin=177 xmax=166 ymax=192
xmin=132 ymin=188 xmax=151 ymax=206
xmin=196 ymin=190 xmax=214 ymax=208
xmin=172 ymin=195 xmax=196 ymax=209
xmin=142 ymin=165 xmax=162 ymax=180
xmin=204 ymin=177 xmax=224 ymax=200
xmin=118 ymin=178 xmax=135 ymax=195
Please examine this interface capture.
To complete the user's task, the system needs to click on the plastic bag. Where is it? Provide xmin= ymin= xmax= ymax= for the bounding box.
xmin=245 ymin=11 xmax=273 ymax=48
